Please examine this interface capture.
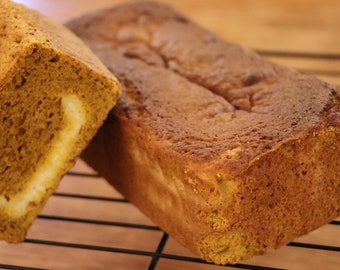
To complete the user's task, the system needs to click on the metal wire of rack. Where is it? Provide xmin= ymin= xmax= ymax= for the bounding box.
xmin=0 ymin=50 xmax=339 ymax=270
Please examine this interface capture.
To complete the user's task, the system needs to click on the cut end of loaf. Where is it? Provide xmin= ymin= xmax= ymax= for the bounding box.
xmin=0 ymin=44 xmax=119 ymax=243
xmin=0 ymin=94 xmax=85 ymax=242
xmin=0 ymin=0 xmax=121 ymax=242
xmin=0 ymin=94 xmax=85 ymax=217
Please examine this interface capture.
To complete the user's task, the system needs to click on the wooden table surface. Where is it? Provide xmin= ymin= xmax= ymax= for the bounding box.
xmin=1 ymin=0 xmax=339 ymax=269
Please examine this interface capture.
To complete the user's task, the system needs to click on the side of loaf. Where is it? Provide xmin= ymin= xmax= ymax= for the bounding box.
xmin=67 ymin=1 xmax=340 ymax=264
xmin=0 ymin=0 xmax=121 ymax=242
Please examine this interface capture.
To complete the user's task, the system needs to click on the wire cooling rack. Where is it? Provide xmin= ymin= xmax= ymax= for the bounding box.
xmin=0 ymin=50 xmax=339 ymax=270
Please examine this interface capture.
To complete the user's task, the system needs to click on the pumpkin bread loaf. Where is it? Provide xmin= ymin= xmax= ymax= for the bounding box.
xmin=0 ymin=0 xmax=121 ymax=242
xmin=68 ymin=1 xmax=340 ymax=264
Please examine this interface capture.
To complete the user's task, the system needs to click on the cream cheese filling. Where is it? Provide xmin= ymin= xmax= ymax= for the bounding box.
xmin=0 ymin=94 xmax=85 ymax=218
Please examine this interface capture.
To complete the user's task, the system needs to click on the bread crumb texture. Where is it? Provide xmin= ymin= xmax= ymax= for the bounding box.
xmin=68 ymin=1 xmax=340 ymax=265
xmin=0 ymin=0 xmax=121 ymax=242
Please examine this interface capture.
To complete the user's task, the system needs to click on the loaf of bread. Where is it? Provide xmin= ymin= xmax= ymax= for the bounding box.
xmin=0 ymin=0 xmax=121 ymax=242
xmin=68 ymin=1 xmax=340 ymax=264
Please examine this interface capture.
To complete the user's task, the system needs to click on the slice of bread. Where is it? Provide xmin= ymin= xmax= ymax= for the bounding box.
xmin=0 ymin=0 xmax=121 ymax=242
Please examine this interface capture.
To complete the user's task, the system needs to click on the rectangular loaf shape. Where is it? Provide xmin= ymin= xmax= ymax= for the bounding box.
xmin=67 ymin=2 xmax=340 ymax=264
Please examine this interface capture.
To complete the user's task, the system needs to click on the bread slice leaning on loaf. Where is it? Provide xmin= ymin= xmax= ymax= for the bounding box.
xmin=67 ymin=1 xmax=340 ymax=264
xmin=0 ymin=0 xmax=121 ymax=242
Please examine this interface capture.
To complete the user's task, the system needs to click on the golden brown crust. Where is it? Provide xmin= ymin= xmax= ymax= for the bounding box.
xmin=0 ymin=0 xmax=121 ymax=242
xmin=68 ymin=1 xmax=340 ymax=264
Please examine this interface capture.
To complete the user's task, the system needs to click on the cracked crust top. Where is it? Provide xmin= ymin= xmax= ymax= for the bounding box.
xmin=68 ymin=1 xmax=340 ymax=174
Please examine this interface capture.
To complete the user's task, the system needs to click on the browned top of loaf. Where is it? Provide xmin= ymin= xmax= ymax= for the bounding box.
xmin=68 ymin=1 xmax=340 ymax=174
